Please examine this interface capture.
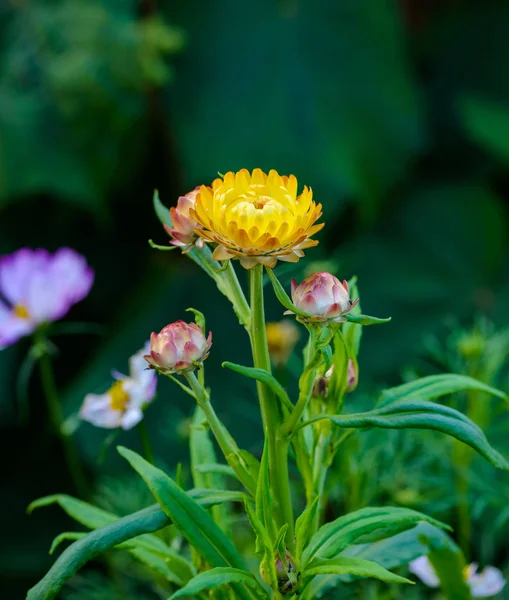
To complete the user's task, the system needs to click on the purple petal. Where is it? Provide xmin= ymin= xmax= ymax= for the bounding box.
xmin=0 ymin=248 xmax=50 ymax=305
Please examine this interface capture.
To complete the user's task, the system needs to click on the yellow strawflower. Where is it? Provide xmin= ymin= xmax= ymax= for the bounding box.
xmin=190 ymin=168 xmax=324 ymax=269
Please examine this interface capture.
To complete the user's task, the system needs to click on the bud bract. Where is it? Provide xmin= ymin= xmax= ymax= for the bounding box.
xmin=145 ymin=320 xmax=212 ymax=375
xmin=289 ymin=272 xmax=358 ymax=322
xmin=166 ymin=188 xmax=204 ymax=251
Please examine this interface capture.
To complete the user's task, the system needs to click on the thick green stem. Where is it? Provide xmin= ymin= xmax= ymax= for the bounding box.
xmin=249 ymin=265 xmax=295 ymax=551
xmin=38 ymin=346 xmax=88 ymax=498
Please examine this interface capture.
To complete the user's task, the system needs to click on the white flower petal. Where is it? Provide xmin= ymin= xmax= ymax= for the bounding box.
xmin=129 ymin=342 xmax=151 ymax=379
xmin=80 ymin=392 xmax=122 ymax=429
xmin=469 ymin=566 xmax=506 ymax=598
xmin=121 ymin=406 xmax=143 ymax=430
xmin=409 ymin=556 xmax=440 ymax=588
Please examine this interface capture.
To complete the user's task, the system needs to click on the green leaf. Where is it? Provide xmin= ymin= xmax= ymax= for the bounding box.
xmin=256 ymin=433 xmax=277 ymax=542
xmin=342 ymin=278 xmax=362 ymax=357
xmin=153 ymin=189 xmax=172 ymax=228
xmin=186 ymin=307 xmax=206 ymax=331
xmin=303 ymin=556 xmax=412 ymax=584
xmin=295 ymin=496 xmax=321 ymax=561
xmin=26 ymin=505 xmax=173 ymax=600
xmin=275 ymin=524 xmax=289 ymax=559
xmin=48 ymin=532 xmax=192 ymax=587
xmin=244 ymin=500 xmax=277 ymax=587
xmin=118 ymin=447 xmax=247 ymax=571
xmin=343 ymin=313 xmax=391 ymax=326
xmin=223 ymin=361 xmax=294 ymax=413
xmin=28 ymin=494 xmax=118 ymax=530
xmin=300 ymin=400 xmax=509 ymax=469
xmin=378 ymin=373 xmax=508 ymax=408
xmin=302 ymin=506 xmax=449 ymax=566
xmin=195 ymin=464 xmax=236 ymax=478
xmin=266 ymin=267 xmax=309 ymax=317
xmin=187 ymin=489 xmax=247 ymax=507
xmin=169 ymin=567 xmax=266 ymax=599
xmin=460 ymin=96 xmax=509 ymax=162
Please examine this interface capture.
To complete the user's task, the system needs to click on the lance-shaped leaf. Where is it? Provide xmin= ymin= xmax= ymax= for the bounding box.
xmin=343 ymin=313 xmax=391 ymax=326
xmin=245 ymin=500 xmax=278 ymax=588
xmin=47 ymin=532 xmax=191 ymax=586
xmin=299 ymin=400 xmax=509 ymax=469
xmin=118 ymin=447 xmax=247 ymax=571
xmin=302 ymin=556 xmax=412 ymax=584
xmin=153 ymin=189 xmax=172 ymax=229
xmin=187 ymin=489 xmax=247 ymax=507
xmin=310 ymin=523 xmax=470 ymax=599
xmin=28 ymin=494 xmax=172 ymax=556
xmin=266 ymin=267 xmax=309 ymax=316
xmin=169 ymin=567 xmax=267 ymax=599
xmin=256 ymin=433 xmax=278 ymax=542
xmin=26 ymin=505 xmax=174 ymax=600
xmin=302 ymin=506 xmax=449 ymax=566
xmin=377 ymin=373 xmax=508 ymax=409
xmin=295 ymin=496 xmax=321 ymax=561
xmin=223 ymin=361 xmax=294 ymax=412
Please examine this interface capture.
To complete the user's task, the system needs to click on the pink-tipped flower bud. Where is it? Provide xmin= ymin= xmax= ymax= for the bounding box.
xmin=166 ymin=188 xmax=204 ymax=251
xmin=346 ymin=358 xmax=358 ymax=392
xmin=289 ymin=272 xmax=358 ymax=322
xmin=145 ymin=320 xmax=212 ymax=375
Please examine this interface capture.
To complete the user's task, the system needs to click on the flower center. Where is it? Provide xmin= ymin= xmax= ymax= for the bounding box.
xmin=13 ymin=304 xmax=30 ymax=319
xmin=252 ymin=195 xmax=271 ymax=209
xmin=109 ymin=380 xmax=129 ymax=411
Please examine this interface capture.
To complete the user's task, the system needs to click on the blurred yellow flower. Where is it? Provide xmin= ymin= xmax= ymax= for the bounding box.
xmin=266 ymin=320 xmax=299 ymax=367
xmin=190 ymin=168 xmax=324 ymax=269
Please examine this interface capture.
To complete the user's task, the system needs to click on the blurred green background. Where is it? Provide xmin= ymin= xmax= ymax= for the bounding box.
xmin=2 ymin=0 xmax=509 ymax=597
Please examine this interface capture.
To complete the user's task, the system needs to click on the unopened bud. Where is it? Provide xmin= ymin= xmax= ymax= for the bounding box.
xmin=275 ymin=549 xmax=299 ymax=595
xmin=313 ymin=365 xmax=334 ymax=398
xmin=145 ymin=320 xmax=212 ymax=375
xmin=287 ymin=272 xmax=358 ymax=323
xmin=166 ymin=188 xmax=204 ymax=251
xmin=346 ymin=358 xmax=358 ymax=393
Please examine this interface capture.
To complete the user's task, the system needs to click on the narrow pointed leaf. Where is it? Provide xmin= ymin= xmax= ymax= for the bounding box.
xmin=295 ymin=496 xmax=321 ymax=561
xmin=300 ymin=400 xmax=509 ymax=469
xmin=343 ymin=313 xmax=391 ymax=325
xmin=302 ymin=506 xmax=449 ymax=566
xmin=378 ymin=373 xmax=508 ymax=408
xmin=244 ymin=500 xmax=277 ymax=587
xmin=195 ymin=464 xmax=236 ymax=478
xmin=26 ymin=505 xmax=174 ymax=600
xmin=118 ymin=447 xmax=246 ymax=571
xmin=223 ymin=361 xmax=294 ymax=412
xmin=169 ymin=567 xmax=266 ymax=599
xmin=187 ymin=489 xmax=246 ymax=507
xmin=256 ymin=433 xmax=277 ymax=542
xmin=266 ymin=267 xmax=309 ymax=316
xmin=303 ymin=556 xmax=412 ymax=584
xmin=153 ymin=189 xmax=172 ymax=228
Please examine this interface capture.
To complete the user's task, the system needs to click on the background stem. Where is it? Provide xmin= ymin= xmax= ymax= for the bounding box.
xmin=38 ymin=346 xmax=88 ymax=498
xmin=137 ymin=420 xmax=155 ymax=464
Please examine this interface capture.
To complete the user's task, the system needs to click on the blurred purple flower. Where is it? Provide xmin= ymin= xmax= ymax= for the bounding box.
xmin=0 ymin=248 xmax=94 ymax=349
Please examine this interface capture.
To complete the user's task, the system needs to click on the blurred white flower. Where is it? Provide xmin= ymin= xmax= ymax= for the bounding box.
xmin=80 ymin=342 xmax=156 ymax=430
xmin=409 ymin=555 xmax=506 ymax=598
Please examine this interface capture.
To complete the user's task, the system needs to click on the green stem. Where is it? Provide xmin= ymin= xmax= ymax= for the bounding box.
xmin=248 ymin=265 xmax=295 ymax=551
xmin=137 ymin=420 xmax=155 ymax=465
xmin=38 ymin=344 xmax=88 ymax=498
xmin=222 ymin=261 xmax=251 ymax=329
xmin=185 ymin=372 xmax=256 ymax=494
